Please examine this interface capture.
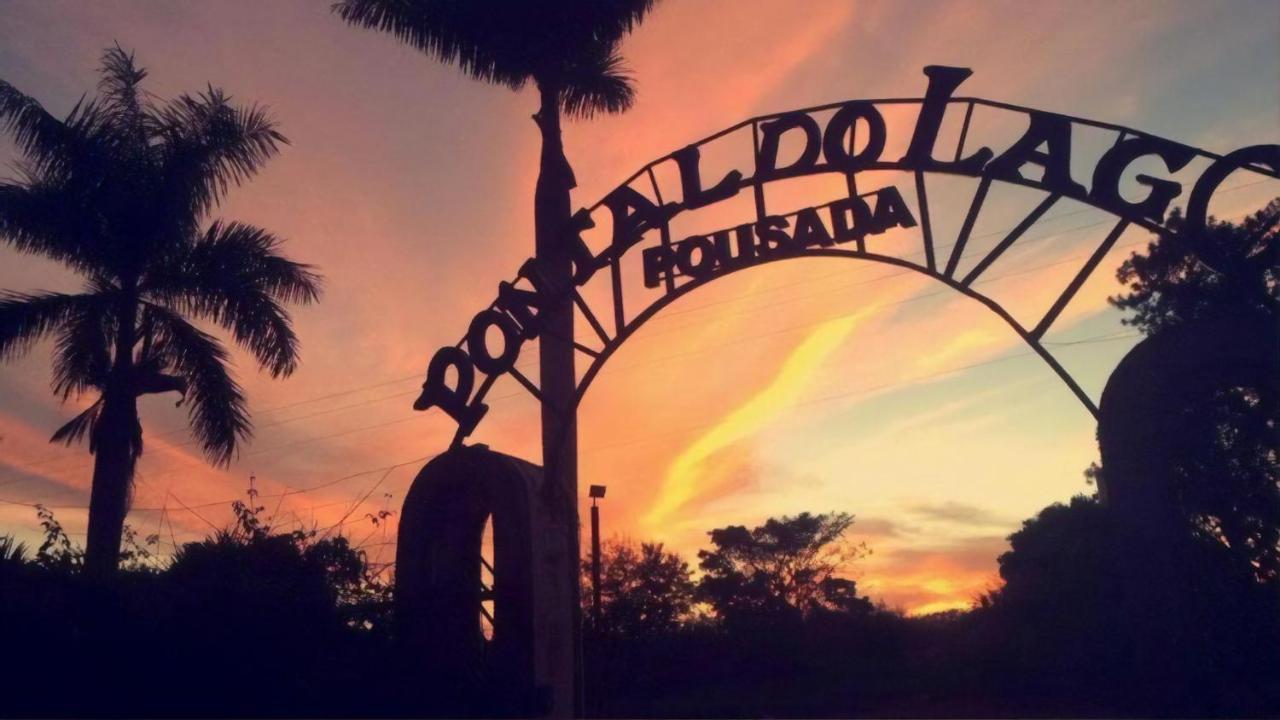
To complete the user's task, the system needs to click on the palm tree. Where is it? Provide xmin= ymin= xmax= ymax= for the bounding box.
xmin=330 ymin=3 xmax=656 ymax=709
xmin=0 ymin=46 xmax=322 ymax=576
xmin=333 ymin=0 xmax=654 ymax=456
xmin=330 ymin=0 xmax=657 ymax=557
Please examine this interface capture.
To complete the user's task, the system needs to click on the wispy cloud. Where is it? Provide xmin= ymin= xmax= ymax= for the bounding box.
xmin=907 ymin=501 xmax=1010 ymax=528
xmin=643 ymin=309 xmax=875 ymax=529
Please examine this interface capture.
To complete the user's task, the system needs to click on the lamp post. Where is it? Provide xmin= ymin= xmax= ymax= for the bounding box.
xmin=588 ymin=484 xmax=606 ymax=626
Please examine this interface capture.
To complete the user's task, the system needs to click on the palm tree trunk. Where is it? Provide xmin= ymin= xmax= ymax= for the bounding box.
xmin=84 ymin=292 xmax=139 ymax=577
xmin=84 ymin=389 xmax=137 ymax=577
xmin=532 ymin=80 xmax=581 ymax=716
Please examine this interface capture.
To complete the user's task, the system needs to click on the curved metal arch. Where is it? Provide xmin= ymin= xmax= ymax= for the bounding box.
xmin=560 ymin=247 xmax=1102 ymax=462
xmin=414 ymin=66 xmax=1280 ymax=448
xmin=584 ymin=96 xmax=1280 ymax=209
xmin=578 ymin=96 xmax=1280 ymax=233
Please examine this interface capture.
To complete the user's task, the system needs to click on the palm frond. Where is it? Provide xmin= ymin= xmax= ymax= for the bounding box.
xmin=560 ymin=43 xmax=635 ymax=120
xmin=332 ymin=0 xmax=657 ymax=120
xmin=0 ymin=534 xmax=29 ymax=564
xmin=332 ymin=0 xmax=657 ymax=90
xmin=50 ymin=397 xmax=104 ymax=449
xmin=154 ymin=89 xmax=288 ymax=222
xmin=0 ymin=79 xmax=111 ymax=179
xmin=0 ymin=79 xmax=69 ymax=168
xmin=98 ymin=44 xmax=150 ymax=143
xmin=145 ymin=304 xmax=251 ymax=465
xmin=0 ymin=179 xmax=109 ymax=274
xmin=333 ymin=0 xmax=530 ymax=89
xmin=562 ymin=0 xmax=658 ymax=51
xmin=51 ymin=302 xmax=113 ymax=401
xmin=0 ymin=290 xmax=112 ymax=361
xmin=143 ymin=221 xmax=320 ymax=377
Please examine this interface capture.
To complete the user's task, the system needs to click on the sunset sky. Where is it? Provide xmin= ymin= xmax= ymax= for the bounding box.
xmin=1 ymin=0 xmax=1277 ymax=614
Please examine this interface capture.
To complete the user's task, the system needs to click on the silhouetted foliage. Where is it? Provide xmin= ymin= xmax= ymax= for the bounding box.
xmin=585 ymin=539 xmax=695 ymax=637
xmin=0 ymin=46 xmax=321 ymax=575
xmin=1110 ymin=199 xmax=1279 ymax=582
xmin=697 ymin=511 xmax=872 ymax=623
xmin=1113 ymin=201 xmax=1278 ymax=333
xmin=0 ymin=534 xmax=29 ymax=587
xmin=169 ymin=492 xmax=394 ymax=634
xmin=332 ymin=13 xmax=658 ymax=626
xmin=0 ymin=498 xmax=394 ymax=718
xmin=331 ymin=0 xmax=654 ymax=120
xmin=979 ymin=493 xmax=1280 ymax=716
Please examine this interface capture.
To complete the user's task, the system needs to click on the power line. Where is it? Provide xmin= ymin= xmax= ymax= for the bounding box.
xmin=0 ymin=329 xmax=1140 ymax=551
xmin=0 ymin=453 xmax=435 ymax=513
xmin=5 ymin=181 xmax=1270 ymax=478
xmin=0 ymin=229 xmax=1181 ymax=496
xmin=317 ymin=466 xmax=399 ymax=541
xmin=579 ymin=331 xmax=1138 ymax=458
xmin=1 ymin=193 xmax=1270 ymax=513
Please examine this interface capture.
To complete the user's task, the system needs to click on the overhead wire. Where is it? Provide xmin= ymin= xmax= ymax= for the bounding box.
xmin=5 ymin=177 xmax=1270 ymax=478
xmin=1 ymin=181 xmax=1273 ymax=521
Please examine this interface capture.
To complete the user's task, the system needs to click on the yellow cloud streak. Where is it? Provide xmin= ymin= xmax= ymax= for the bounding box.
xmin=642 ymin=308 xmax=877 ymax=529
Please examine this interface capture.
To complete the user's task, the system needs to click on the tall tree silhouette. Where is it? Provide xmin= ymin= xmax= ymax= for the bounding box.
xmin=0 ymin=47 xmax=321 ymax=576
xmin=585 ymin=540 xmax=695 ymax=637
xmin=330 ymin=1 xmax=656 ymax=471
xmin=325 ymin=1 xmax=655 ymax=466
xmin=331 ymin=2 xmax=659 ymax=675
xmin=1109 ymin=200 xmax=1279 ymax=581
xmin=698 ymin=512 xmax=870 ymax=622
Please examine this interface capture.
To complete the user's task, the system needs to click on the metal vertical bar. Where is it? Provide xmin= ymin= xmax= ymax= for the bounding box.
xmin=572 ymin=290 xmax=612 ymax=346
xmin=1030 ymin=218 xmax=1130 ymax=340
xmin=945 ymin=175 xmax=992 ymax=278
xmin=954 ymin=101 xmax=975 ymax=162
xmin=844 ymin=114 xmax=858 ymax=198
xmin=508 ymin=365 xmax=543 ymax=401
xmin=750 ymin=121 xmax=768 ymax=221
xmin=914 ymin=171 xmax=936 ymax=272
xmin=609 ymin=255 xmax=625 ymax=336
xmin=647 ymin=166 xmax=677 ymax=294
xmin=961 ymin=193 xmax=1061 ymax=286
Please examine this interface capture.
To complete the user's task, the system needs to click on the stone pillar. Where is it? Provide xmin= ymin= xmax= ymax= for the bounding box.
xmin=395 ymin=445 xmax=575 ymax=716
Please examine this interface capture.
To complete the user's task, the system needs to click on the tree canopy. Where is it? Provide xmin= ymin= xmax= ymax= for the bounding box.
xmin=697 ymin=511 xmax=872 ymax=621
xmin=587 ymin=539 xmax=695 ymax=637
xmin=1109 ymin=199 xmax=1279 ymax=581
xmin=332 ymin=0 xmax=656 ymax=117
xmin=0 ymin=46 xmax=320 ymax=572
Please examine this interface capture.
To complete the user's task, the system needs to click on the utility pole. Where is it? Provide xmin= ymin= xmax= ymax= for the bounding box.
xmin=588 ymin=485 xmax=606 ymax=625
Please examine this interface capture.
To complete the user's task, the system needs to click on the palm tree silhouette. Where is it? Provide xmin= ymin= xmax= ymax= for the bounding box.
xmin=331 ymin=3 xmax=657 ymax=709
xmin=332 ymin=0 xmax=655 ymax=478
xmin=0 ymin=46 xmax=321 ymax=576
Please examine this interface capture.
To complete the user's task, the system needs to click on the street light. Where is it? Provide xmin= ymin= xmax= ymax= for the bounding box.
xmin=588 ymin=485 xmax=606 ymax=626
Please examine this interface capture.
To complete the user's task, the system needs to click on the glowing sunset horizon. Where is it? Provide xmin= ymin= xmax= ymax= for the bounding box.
xmin=2 ymin=0 xmax=1278 ymax=617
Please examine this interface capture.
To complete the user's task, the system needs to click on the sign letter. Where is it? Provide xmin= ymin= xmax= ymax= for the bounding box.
xmin=985 ymin=112 xmax=1086 ymax=196
xmin=900 ymin=66 xmax=993 ymax=174
xmin=823 ymin=101 xmax=887 ymax=171
xmin=674 ymin=145 xmax=742 ymax=209
xmin=1089 ymin=137 xmax=1195 ymax=223
xmin=601 ymin=186 xmax=674 ymax=253
xmin=757 ymin=113 xmax=823 ymax=181
xmin=415 ymin=347 xmax=488 ymax=434
xmin=466 ymin=310 xmax=522 ymax=375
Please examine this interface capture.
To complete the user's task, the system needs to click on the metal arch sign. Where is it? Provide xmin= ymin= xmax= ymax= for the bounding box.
xmin=415 ymin=65 xmax=1280 ymax=445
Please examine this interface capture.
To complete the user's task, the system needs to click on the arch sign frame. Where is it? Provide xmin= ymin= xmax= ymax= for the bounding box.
xmin=414 ymin=65 xmax=1280 ymax=446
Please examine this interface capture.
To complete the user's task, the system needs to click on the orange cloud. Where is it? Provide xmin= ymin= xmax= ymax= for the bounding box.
xmin=644 ymin=309 xmax=874 ymax=529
